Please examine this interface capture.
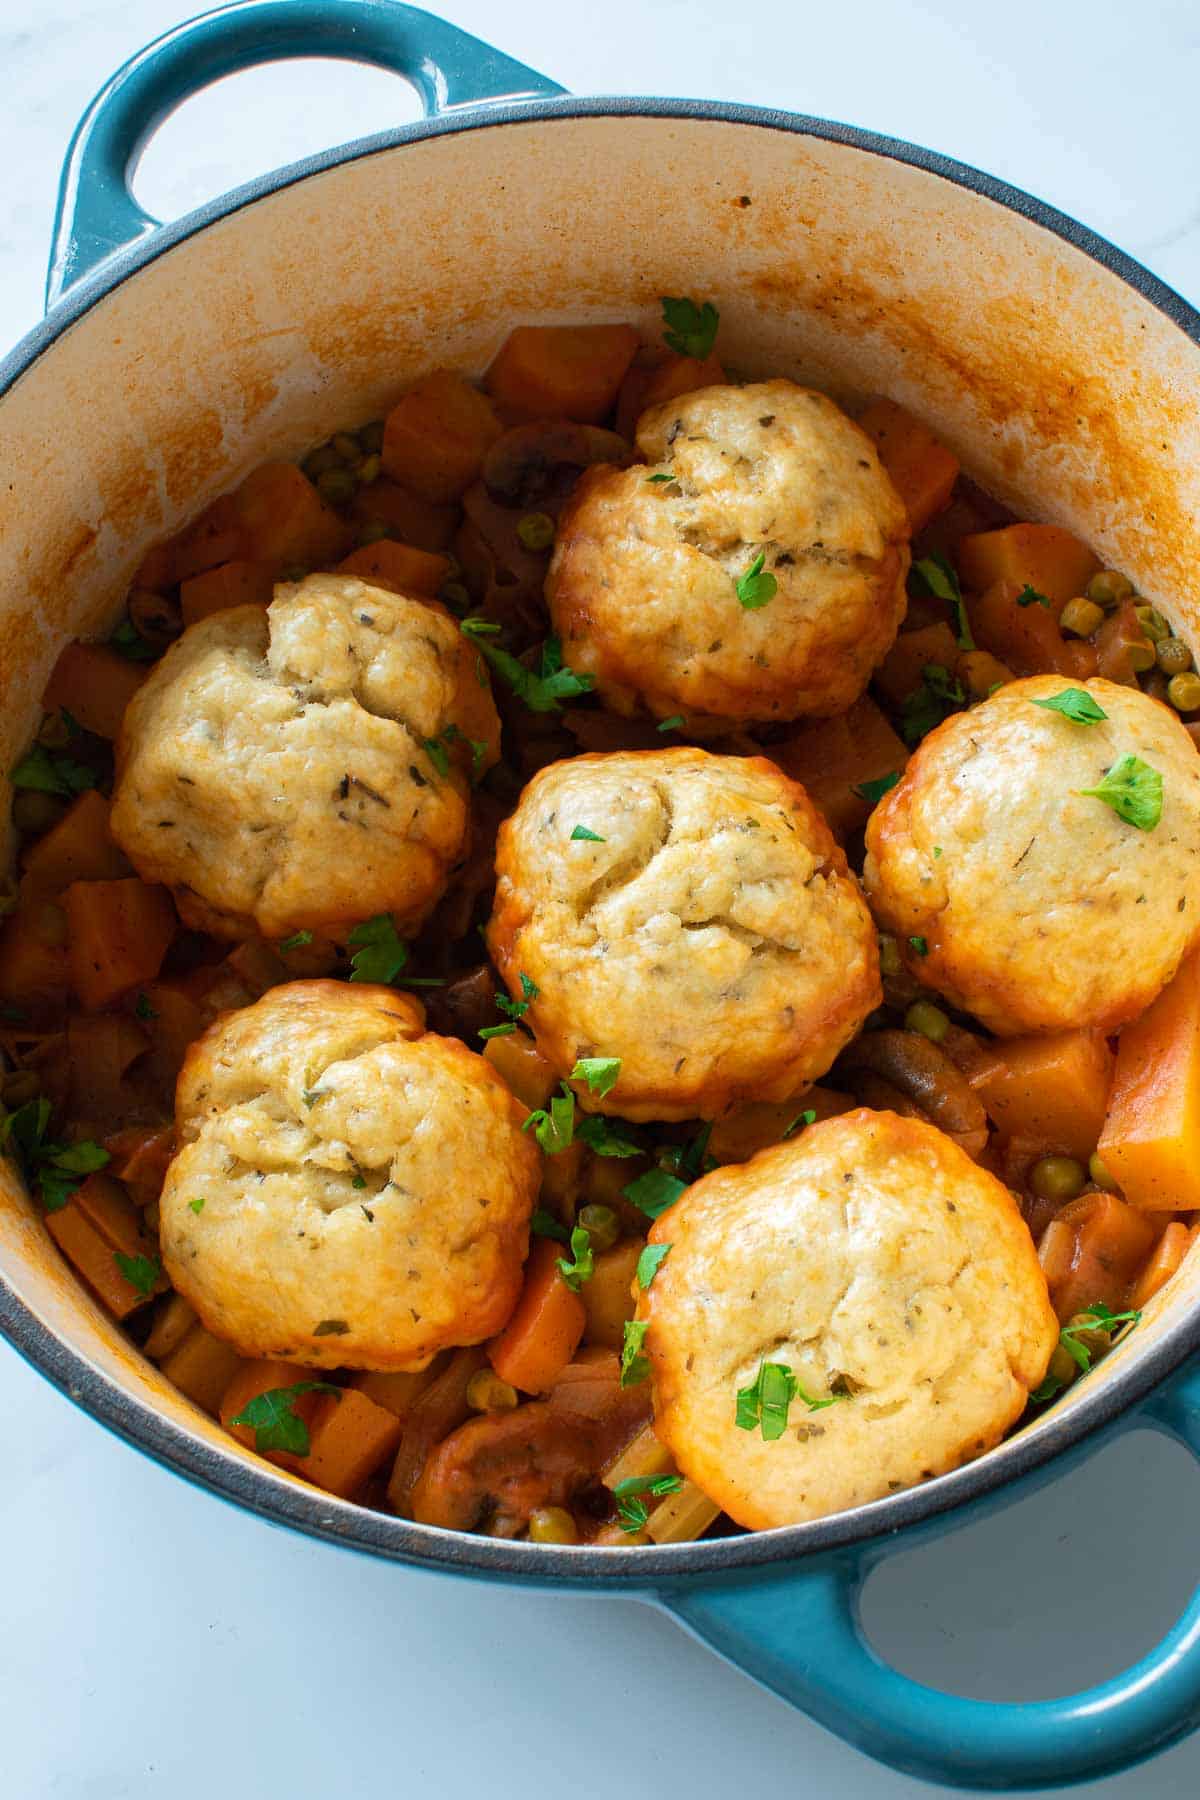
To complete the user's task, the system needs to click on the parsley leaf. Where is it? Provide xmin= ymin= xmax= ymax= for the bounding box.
xmin=28 ymin=1132 xmax=111 ymax=1214
xmin=1017 ymin=584 xmax=1051 ymax=609
xmin=613 ymin=1472 xmax=683 ymax=1532
xmin=1077 ymin=754 xmax=1163 ymax=831
xmin=278 ymin=929 xmax=314 ymax=952
xmin=228 ymin=1381 xmax=340 ymax=1456
xmin=1032 ymin=688 xmax=1108 ymax=725
xmin=114 ymin=1252 xmax=161 ymax=1297
xmin=134 ymin=991 xmax=158 ymax=1020
xmin=620 ymin=1319 xmax=651 ymax=1388
xmin=735 ymin=1359 xmax=845 ymax=1440
xmin=570 ymin=824 xmax=606 ymax=842
xmin=189 ymin=1196 xmax=205 ymax=1215
xmin=784 ymin=1109 xmax=817 ymax=1138
xmin=530 ymin=1208 xmax=571 ymax=1243
xmin=482 ymin=974 xmax=540 ymax=1039
xmin=109 ymin=617 xmax=158 ymax=662
xmin=900 ymin=664 xmax=966 ymax=745
xmin=853 ymin=771 xmax=900 ymax=805
xmin=479 ymin=1022 xmax=517 ymax=1040
xmin=10 ymin=743 xmax=97 ymax=798
xmin=422 ymin=736 xmax=450 ymax=778
xmin=571 ymin=1056 xmax=621 ymax=1098
xmin=913 ymin=554 xmax=973 ymax=650
xmin=646 ymin=472 xmax=675 ymax=485
xmin=1031 ymin=1303 xmax=1142 ymax=1402
xmin=460 ymin=622 xmax=595 ymax=714
xmin=557 ymin=1225 xmax=594 ymax=1291
xmin=623 ymin=1167 xmax=687 ymax=1220
xmin=576 ymin=1115 xmax=641 ymax=1158
xmin=522 ymin=1085 xmax=575 ymax=1155
xmin=636 ymin=1242 xmax=671 ymax=1289
xmin=313 ymin=1318 xmax=349 ymax=1336
xmin=347 ymin=913 xmax=408 ymax=983
xmin=734 ymin=551 xmax=778 ymax=611
xmin=440 ymin=723 xmax=489 ymax=783
xmin=908 ymin=935 xmax=929 ymax=957
xmin=657 ymin=715 xmax=685 ymax=734
xmin=661 ymin=296 xmax=719 ymax=360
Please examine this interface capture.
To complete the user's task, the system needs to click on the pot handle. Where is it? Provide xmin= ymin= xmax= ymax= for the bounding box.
xmin=47 ymin=0 xmax=564 ymax=307
xmin=660 ymin=1356 xmax=1200 ymax=1789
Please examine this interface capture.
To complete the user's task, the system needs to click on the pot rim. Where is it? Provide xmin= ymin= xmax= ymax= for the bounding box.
xmin=3 ymin=93 xmax=1199 ymax=1584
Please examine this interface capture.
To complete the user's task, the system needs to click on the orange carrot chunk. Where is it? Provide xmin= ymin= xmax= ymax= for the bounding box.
xmin=957 ymin=523 xmax=1099 ymax=606
xmin=352 ymin=479 xmax=459 ymax=550
xmin=1128 ymin=1221 xmax=1193 ymax=1311
xmin=969 ymin=1031 xmax=1114 ymax=1160
xmin=858 ymin=399 xmax=960 ymax=534
xmin=1040 ymin=1191 xmax=1158 ymax=1322
xmin=45 ymin=1172 xmax=165 ymax=1319
xmin=233 ymin=462 xmax=350 ymax=570
xmin=1098 ymin=951 xmax=1200 ymax=1210
xmin=381 ymin=369 xmax=503 ymax=504
xmin=488 ymin=1236 xmax=586 ymax=1393
xmin=874 ymin=622 xmax=962 ymax=707
xmin=160 ymin=1325 xmax=244 ymax=1415
xmin=43 ymin=642 xmax=147 ymax=741
xmin=302 ymin=1388 xmax=405 ymax=1498
xmin=0 ymin=901 xmax=71 ymax=1003
xmin=486 ymin=325 xmax=640 ymax=424
xmin=63 ymin=877 xmax=177 ymax=1010
xmin=180 ymin=559 xmax=276 ymax=626
xmin=970 ymin=579 xmax=1097 ymax=679
xmin=220 ymin=1358 xmax=322 ymax=1471
xmin=772 ymin=695 xmax=908 ymax=841
xmin=337 ymin=540 xmax=449 ymax=596
xmin=19 ymin=790 xmax=130 ymax=898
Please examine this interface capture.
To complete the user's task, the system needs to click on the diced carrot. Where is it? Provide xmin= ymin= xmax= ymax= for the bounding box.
xmin=381 ymin=370 xmax=502 ymax=504
xmin=347 ymin=1366 xmax=440 ymax=1421
xmin=43 ymin=642 xmax=146 ymax=740
xmin=45 ymin=1173 xmax=165 ymax=1319
xmin=302 ymin=1387 xmax=405 ymax=1499
xmin=957 ymin=523 xmax=1099 ymax=604
xmin=1098 ymin=951 xmax=1200 ymax=1209
xmin=970 ymin=579 xmax=1097 ymax=679
xmin=580 ymin=1241 xmax=643 ymax=1351
xmin=351 ymin=479 xmax=458 ymax=550
xmin=337 ymin=540 xmax=449 ymax=596
xmin=220 ymin=1358 xmax=321 ymax=1471
xmin=874 ymin=622 xmax=961 ymax=706
xmin=708 ymin=1087 xmax=856 ymax=1164
xmin=486 ymin=324 xmax=640 ymax=424
xmin=956 ymin=648 xmax=1015 ymax=698
xmin=488 ymin=1237 xmax=586 ymax=1393
xmin=858 ymin=399 xmax=960 ymax=534
xmin=106 ymin=1123 xmax=175 ymax=1208
xmin=169 ymin=495 xmax=248 ymax=583
xmin=19 ymin=790 xmax=130 ymax=898
xmin=0 ymin=901 xmax=70 ymax=1003
xmin=771 ymin=695 xmax=908 ymax=841
xmin=143 ymin=1291 xmax=197 ymax=1361
xmin=233 ymin=462 xmax=349 ymax=570
xmin=1094 ymin=600 xmax=1148 ymax=687
xmin=136 ymin=977 xmax=208 ymax=1075
xmin=616 ymin=350 xmax=723 ymax=436
xmin=180 ymin=559 xmax=276 ymax=625
xmin=1040 ymin=1191 xmax=1158 ymax=1322
xmin=482 ymin=1031 xmax=558 ymax=1110
xmin=67 ymin=1012 xmax=149 ymax=1126
xmin=1128 ymin=1221 xmax=1192 ymax=1311
xmin=160 ymin=1325 xmax=244 ymax=1415
xmin=968 ymin=1031 xmax=1114 ymax=1160
xmin=63 ymin=877 xmax=177 ymax=1010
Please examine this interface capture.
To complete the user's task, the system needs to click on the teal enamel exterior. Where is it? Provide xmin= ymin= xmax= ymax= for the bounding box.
xmin=20 ymin=2 xmax=1200 ymax=1787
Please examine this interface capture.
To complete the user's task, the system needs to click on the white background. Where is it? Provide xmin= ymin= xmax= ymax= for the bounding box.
xmin=3 ymin=2 xmax=1200 ymax=1795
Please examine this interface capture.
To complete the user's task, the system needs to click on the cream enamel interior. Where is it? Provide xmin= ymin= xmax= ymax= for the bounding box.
xmin=2 ymin=110 xmax=1199 ymax=1519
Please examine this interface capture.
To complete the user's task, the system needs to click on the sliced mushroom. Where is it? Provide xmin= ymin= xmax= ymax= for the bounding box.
xmin=482 ymin=421 xmax=632 ymax=509
xmin=836 ymin=1029 xmax=989 ymax=1158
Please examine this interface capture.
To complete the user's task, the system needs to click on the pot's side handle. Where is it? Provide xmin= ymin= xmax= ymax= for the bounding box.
xmin=47 ymin=0 xmax=564 ymax=308
xmin=659 ymin=1357 xmax=1200 ymax=1790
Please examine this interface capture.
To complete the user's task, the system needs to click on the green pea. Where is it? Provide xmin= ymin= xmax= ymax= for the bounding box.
xmin=356 ymin=518 xmax=390 ymax=547
xmin=12 ymin=791 xmax=68 ymax=837
xmin=1059 ymin=597 xmax=1104 ymax=638
xmin=1156 ymin=638 xmax=1192 ymax=676
xmin=1043 ymin=1341 xmax=1081 ymax=1394
xmin=528 ymin=1506 xmax=578 ymax=1545
xmin=1136 ymin=604 xmax=1170 ymax=644
xmin=465 ymin=1369 xmax=519 ymax=1413
xmin=357 ymin=453 xmax=382 ymax=487
xmin=1030 ymin=1155 xmax=1086 ymax=1203
xmin=36 ymin=710 xmax=73 ymax=750
xmin=1065 ymin=1312 xmax=1112 ymax=1365
xmin=1088 ymin=1151 xmax=1119 ymax=1192
xmin=316 ymin=468 xmax=357 ymax=506
xmin=904 ymin=1000 xmax=950 ymax=1043
xmin=516 ymin=512 xmax=556 ymax=553
xmin=1085 ymin=569 xmax=1133 ymax=610
xmin=577 ymin=1203 xmax=620 ymax=1252
xmin=1168 ymin=672 xmax=1200 ymax=713
xmin=1127 ymin=638 xmax=1157 ymax=674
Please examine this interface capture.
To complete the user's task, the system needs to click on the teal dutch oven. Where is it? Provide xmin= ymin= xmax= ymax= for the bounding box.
xmin=3 ymin=2 xmax=1200 ymax=1787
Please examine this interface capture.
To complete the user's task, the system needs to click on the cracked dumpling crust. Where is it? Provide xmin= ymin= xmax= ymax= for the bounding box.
xmin=487 ymin=748 xmax=880 ymax=1121
xmin=638 ymin=1109 xmax=1057 ymax=1529
xmin=110 ymin=575 xmax=501 ymax=942
xmin=546 ymin=380 xmax=910 ymax=727
xmin=159 ymin=981 xmax=540 ymax=1370
xmin=864 ymin=675 xmax=1200 ymax=1035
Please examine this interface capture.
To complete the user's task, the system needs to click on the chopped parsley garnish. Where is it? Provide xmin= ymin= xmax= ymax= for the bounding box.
xmin=557 ymin=1225 xmax=595 ymax=1291
xmin=134 ymin=992 xmax=158 ymax=1020
xmin=313 ymin=1318 xmax=350 ymax=1336
xmin=481 ymin=974 xmax=539 ymax=1039
xmin=913 ymin=553 xmax=972 ymax=650
xmin=734 ymin=551 xmax=778 ymax=611
xmin=347 ymin=913 xmax=408 ymax=983
xmin=228 ymin=1381 xmax=340 ymax=1456
xmin=613 ymin=1473 xmax=683 ymax=1532
xmin=908 ymin=935 xmax=929 ymax=957
xmin=1017 ymin=584 xmax=1051 ymax=609
xmin=460 ymin=621 xmax=595 ymax=713
xmin=1077 ymin=754 xmax=1162 ymax=830
xmin=735 ymin=1359 xmax=844 ymax=1440
xmin=1 ymin=1102 xmax=112 ymax=1213
xmin=530 ymin=1208 xmax=570 ymax=1243
xmin=1032 ymin=688 xmax=1108 ymax=725
xmin=440 ymin=723 xmax=489 ymax=783
xmin=647 ymin=472 xmax=675 ymax=485
xmin=1031 ymin=1302 xmax=1142 ymax=1402
xmin=109 ymin=617 xmax=158 ymax=661
xmin=422 ymin=736 xmax=451 ymax=778
xmin=620 ymin=1319 xmax=651 ymax=1388
xmin=576 ymin=1115 xmax=641 ymax=1158
xmin=522 ymin=1085 xmax=576 ymax=1155
xmin=784 ymin=1109 xmax=817 ymax=1138
xmin=570 ymin=824 xmax=606 ymax=842
xmin=900 ymin=664 xmax=965 ymax=745
xmin=278 ymin=929 xmax=314 ymax=952
xmin=189 ymin=1196 xmax=205 ymax=1215
xmin=636 ymin=1242 xmax=671 ymax=1289
xmin=853 ymin=771 xmax=900 ymax=804
xmin=661 ymin=296 xmax=719 ymax=360
xmin=114 ymin=1252 xmax=161 ymax=1297
xmin=571 ymin=1056 xmax=621 ymax=1098
xmin=479 ymin=1022 xmax=517 ymax=1040
xmin=657 ymin=715 xmax=685 ymax=734
xmin=623 ymin=1167 xmax=687 ymax=1220
xmin=10 ymin=742 xmax=97 ymax=798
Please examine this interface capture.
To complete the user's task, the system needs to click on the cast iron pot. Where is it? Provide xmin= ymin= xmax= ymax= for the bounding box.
xmin=3 ymin=3 xmax=1200 ymax=1787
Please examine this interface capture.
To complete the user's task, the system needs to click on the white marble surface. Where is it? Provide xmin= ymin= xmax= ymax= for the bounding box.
xmin=3 ymin=2 xmax=1200 ymax=1794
